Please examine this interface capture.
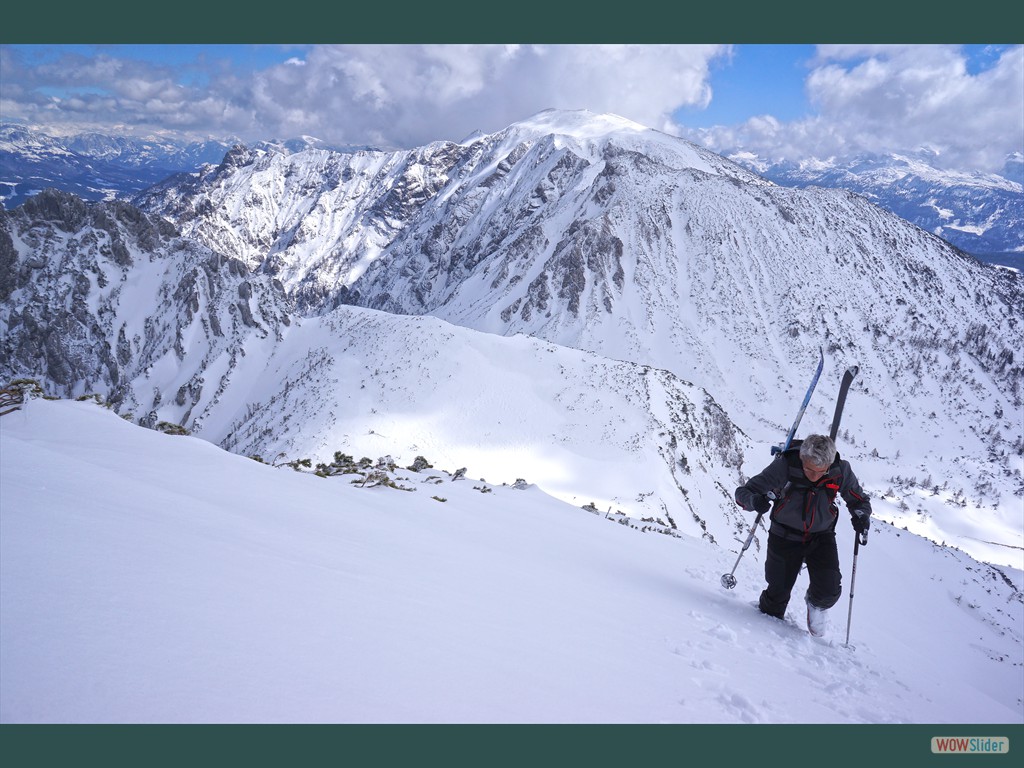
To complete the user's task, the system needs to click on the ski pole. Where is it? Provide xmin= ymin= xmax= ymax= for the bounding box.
xmin=721 ymin=492 xmax=774 ymax=589
xmin=844 ymin=528 xmax=868 ymax=646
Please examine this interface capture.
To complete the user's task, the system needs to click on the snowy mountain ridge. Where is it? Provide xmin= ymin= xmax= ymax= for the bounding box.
xmin=1 ymin=110 xmax=1022 ymax=572
xmin=129 ymin=109 xmax=1022 ymax=564
xmin=0 ymin=189 xmax=750 ymax=545
xmin=5 ymin=116 xmax=1021 ymax=265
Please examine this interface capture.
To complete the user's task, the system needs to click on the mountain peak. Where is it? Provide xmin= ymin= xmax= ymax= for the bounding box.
xmin=511 ymin=108 xmax=651 ymax=139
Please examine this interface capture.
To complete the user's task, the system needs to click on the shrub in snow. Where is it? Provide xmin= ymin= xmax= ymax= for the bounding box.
xmin=359 ymin=470 xmax=392 ymax=488
xmin=376 ymin=456 xmax=398 ymax=472
xmin=154 ymin=421 xmax=190 ymax=436
xmin=6 ymin=378 xmax=46 ymax=398
xmin=407 ymin=456 xmax=433 ymax=472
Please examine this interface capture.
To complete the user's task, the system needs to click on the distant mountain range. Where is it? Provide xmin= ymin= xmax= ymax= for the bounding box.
xmin=2 ymin=109 xmax=1021 ymax=567
xmin=2 ymin=120 xmax=1021 ymax=268
xmin=0 ymin=123 xmax=374 ymax=215
xmin=0 ymin=123 xmax=235 ymax=209
xmin=727 ymin=148 xmax=1023 ymax=270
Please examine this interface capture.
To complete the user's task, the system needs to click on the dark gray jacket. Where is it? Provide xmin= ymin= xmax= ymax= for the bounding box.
xmin=735 ymin=446 xmax=872 ymax=541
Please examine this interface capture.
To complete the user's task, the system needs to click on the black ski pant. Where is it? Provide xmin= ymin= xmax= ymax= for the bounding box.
xmin=758 ymin=530 xmax=842 ymax=619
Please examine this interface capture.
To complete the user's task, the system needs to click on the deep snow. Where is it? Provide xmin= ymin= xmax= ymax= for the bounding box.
xmin=1 ymin=398 xmax=1021 ymax=725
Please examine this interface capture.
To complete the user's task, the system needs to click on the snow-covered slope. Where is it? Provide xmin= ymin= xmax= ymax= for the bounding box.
xmin=1 ymin=398 xmax=1021 ymax=724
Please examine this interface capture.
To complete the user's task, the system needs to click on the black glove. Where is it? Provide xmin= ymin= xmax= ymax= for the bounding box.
xmin=851 ymin=509 xmax=871 ymax=534
xmin=753 ymin=494 xmax=772 ymax=514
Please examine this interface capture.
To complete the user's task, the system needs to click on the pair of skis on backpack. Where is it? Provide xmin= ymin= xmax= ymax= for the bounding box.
xmin=772 ymin=347 xmax=857 ymax=457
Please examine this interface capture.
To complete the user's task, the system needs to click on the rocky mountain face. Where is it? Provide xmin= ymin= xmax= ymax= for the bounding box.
xmin=2 ymin=110 xmax=1022 ymax=563
xmin=0 ymin=189 xmax=293 ymax=425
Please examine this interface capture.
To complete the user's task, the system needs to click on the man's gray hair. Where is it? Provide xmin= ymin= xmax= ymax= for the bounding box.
xmin=799 ymin=434 xmax=837 ymax=468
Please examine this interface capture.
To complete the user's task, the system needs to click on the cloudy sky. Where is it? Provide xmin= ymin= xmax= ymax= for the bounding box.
xmin=1 ymin=43 xmax=1021 ymax=176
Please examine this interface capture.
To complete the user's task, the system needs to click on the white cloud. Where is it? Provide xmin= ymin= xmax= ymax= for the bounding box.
xmin=686 ymin=44 xmax=1024 ymax=174
xmin=238 ymin=44 xmax=729 ymax=148
xmin=2 ymin=44 xmax=1020 ymax=175
xmin=0 ymin=44 xmax=729 ymax=149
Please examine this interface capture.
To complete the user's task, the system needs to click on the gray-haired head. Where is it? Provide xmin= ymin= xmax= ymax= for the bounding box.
xmin=799 ymin=434 xmax=837 ymax=468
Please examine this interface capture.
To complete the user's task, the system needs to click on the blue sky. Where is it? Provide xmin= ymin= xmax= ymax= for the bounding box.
xmin=1 ymin=44 xmax=1021 ymax=176
xmin=677 ymin=45 xmax=817 ymax=127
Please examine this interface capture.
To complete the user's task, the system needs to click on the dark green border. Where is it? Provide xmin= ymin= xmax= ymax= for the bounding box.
xmin=2 ymin=724 xmax=1022 ymax=766
xmin=1 ymin=3 xmax=1019 ymax=766
xmin=0 ymin=1 xmax=1019 ymax=42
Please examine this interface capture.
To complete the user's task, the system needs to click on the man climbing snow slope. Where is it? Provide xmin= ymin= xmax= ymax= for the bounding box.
xmin=735 ymin=434 xmax=872 ymax=636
